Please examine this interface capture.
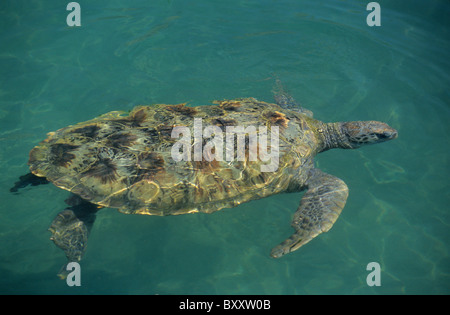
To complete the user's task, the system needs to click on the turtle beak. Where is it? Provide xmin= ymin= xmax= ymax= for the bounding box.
xmin=381 ymin=128 xmax=398 ymax=140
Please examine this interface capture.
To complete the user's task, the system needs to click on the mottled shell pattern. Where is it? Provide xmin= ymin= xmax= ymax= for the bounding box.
xmin=29 ymin=98 xmax=320 ymax=215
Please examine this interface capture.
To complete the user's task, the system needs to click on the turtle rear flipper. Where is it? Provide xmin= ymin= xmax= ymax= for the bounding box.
xmin=10 ymin=173 xmax=49 ymax=193
xmin=48 ymin=196 xmax=99 ymax=279
xmin=270 ymin=169 xmax=348 ymax=258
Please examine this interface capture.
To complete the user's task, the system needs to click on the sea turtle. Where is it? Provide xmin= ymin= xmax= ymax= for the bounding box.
xmin=11 ymin=81 xmax=397 ymax=278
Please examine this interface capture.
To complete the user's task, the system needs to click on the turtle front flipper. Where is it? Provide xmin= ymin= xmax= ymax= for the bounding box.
xmin=48 ymin=195 xmax=99 ymax=279
xmin=271 ymin=169 xmax=348 ymax=258
xmin=272 ymin=77 xmax=313 ymax=117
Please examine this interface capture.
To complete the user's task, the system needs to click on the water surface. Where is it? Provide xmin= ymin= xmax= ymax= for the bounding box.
xmin=0 ymin=0 xmax=449 ymax=294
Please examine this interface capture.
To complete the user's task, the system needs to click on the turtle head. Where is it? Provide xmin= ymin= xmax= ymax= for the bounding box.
xmin=340 ymin=121 xmax=398 ymax=149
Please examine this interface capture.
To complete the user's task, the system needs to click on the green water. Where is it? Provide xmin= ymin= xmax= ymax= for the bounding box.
xmin=0 ymin=0 xmax=449 ymax=295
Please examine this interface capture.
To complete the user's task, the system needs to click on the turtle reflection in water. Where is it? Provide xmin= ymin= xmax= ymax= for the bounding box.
xmin=11 ymin=80 xmax=397 ymax=278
